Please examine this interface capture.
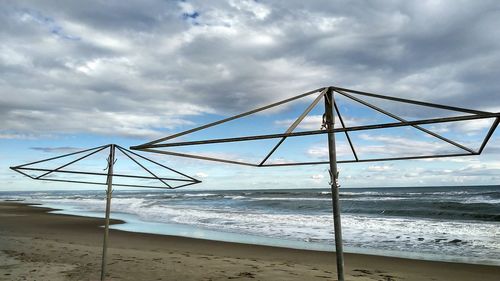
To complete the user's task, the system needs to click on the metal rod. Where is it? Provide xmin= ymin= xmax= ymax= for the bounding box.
xmin=325 ymin=87 xmax=344 ymax=281
xmin=13 ymin=167 xmax=196 ymax=182
xmin=330 ymin=86 xmax=490 ymax=115
xmin=334 ymin=101 xmax=358 ymax=161
xmin=35 ymin=145 xmax=110 ymax=179
xmin=135 ymin=87 xmax=324 ymax=147
xmin=34 ymin=177 xmax=192 ymax=189
xmin=116 ymin=146 xmax=171 ymax=188
xmin=260 ymin=152 xmax=476 ymax=167
xmin=478 ymin=117 xmax=500 ymax=154
xmin=9 ymin=167 xmax=36 ymax=179
xmin=137 ymin=148 xmax=259 ymax=167
xmin=15 ymin=170 xmax=198 ymax=188
xmin=117 ymin=145 xmax=200 ymax=182
xmin=101 ymin=145 xmax=115 ymax=281
xmin=34 ymin=178 xmax=107 ymax=186
xmin=258 ymin=138 xmax=286 ymax=166
xmin=335 ymin=89 xmax=477 ymax=154
xmin=170 ymin=181 xmax=201 ymax=189
xmin=133 ymin=113 xmax=500 ymax=149
xmin=135 ymin=149 xmax=478 ymax=168
xmin=13 ymin=144 xmax=109 ymax=168
xmin=137 ymin=149 xmax=478 ymax=167
xmin=259 ymin=88 xmax=327 ymax=166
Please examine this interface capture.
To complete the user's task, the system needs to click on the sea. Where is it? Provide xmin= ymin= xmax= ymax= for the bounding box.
xmin=1 ymin=185 xmax=499 ymax=266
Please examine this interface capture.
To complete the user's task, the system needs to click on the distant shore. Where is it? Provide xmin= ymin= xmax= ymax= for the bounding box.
xmin=1 ymin=202 xmax=499 ymax=281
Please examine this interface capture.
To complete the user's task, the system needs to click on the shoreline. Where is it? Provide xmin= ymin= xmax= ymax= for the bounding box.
xmin=42 ymin=201 xmax=499 ymax=267
xmin=1 ymin=202 xmax=499 ymax=280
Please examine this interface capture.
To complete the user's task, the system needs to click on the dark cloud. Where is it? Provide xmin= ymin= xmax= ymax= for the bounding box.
xmin=30 ymin=146 xmax=82 ymax=153
xmin=1 ymin=0 xmax=499 ymax=140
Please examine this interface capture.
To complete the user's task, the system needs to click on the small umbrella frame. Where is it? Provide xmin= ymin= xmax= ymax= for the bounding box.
xmin=10 ymin=144 xmax=202 ymax=281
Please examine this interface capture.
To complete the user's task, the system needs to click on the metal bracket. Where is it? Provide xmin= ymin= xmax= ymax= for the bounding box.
xmin=103 ymin=157 xmax=117 ymax=171
xmin=321 ymin=113 xmax=328 ymax=130
xmin=328 ymin=169 xmax=340 ymax=187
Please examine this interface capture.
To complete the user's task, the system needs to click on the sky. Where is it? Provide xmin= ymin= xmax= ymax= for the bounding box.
xmin=1 ymin=0 xmax=499 ymax=191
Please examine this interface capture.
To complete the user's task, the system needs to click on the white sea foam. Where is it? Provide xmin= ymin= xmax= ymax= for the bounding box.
xmin=30 ymin=195 xmax=500 ymax=263
xmin=184 ymin=193 xmax=219 ymax=197
xmin=251 ymin=197 xmax=330 ymax=201
xmin=223 ymin=195 xmax=246 ymax=200
xmin=4 ymin=188 xmax=499 ymax=265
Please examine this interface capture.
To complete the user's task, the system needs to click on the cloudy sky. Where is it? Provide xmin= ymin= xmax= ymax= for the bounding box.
xmin=1 ymin=0 xmax=499 ymax=191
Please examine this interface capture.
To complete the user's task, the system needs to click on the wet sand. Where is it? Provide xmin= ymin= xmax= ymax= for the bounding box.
xmin=0 ymin=202 xmax=499 ymax=281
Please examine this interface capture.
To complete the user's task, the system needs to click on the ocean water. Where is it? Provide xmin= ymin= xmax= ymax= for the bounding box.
xmin=1 ymin=186 xmax=499 ymax=265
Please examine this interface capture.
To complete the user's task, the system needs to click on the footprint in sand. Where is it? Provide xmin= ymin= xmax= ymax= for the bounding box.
xmin=228 ymin=271 xmax=256 ymax=279
xmin=379 ymin=274 xmax=397 ymax=281
xmin=353 ymin=269 xmax=372 ymax=275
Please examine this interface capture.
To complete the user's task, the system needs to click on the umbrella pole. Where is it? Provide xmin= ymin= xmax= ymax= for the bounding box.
xmin=324 ymin=87 xmax=345 ymax=281
xmin=101 ymin=144 xmax=115 ymax=281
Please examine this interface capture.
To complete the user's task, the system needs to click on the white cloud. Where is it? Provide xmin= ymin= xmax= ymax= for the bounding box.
xmin=310 ymin=174 xmax=324 ymax=179
xmin=307 ymin=145 xmax=329 ymax=158
xmin=195 ymin=172 xmax=208 ymax=178
xmin=0 ymin=133 xmax=40 ymax=140
xmin=275 ymin=115 xmax=323 ymax=131
xmin=265 ymin=157 xmax=294 ymax=165
xmin=179 ymin=1 xmax=196 ymax=15
xmin=229 ymin=0 xmax=270 ymax=20
xmin=357 ymin=133 xmax=462 ymax=156
xmin=367 ymin=165 xmax=393 ymax=172
xmin=310 ymin=173 xmax=324 ymax=183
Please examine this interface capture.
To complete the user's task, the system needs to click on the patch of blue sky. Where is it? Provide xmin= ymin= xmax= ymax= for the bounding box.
xmin=19 ymin=8 xmax=80 ymax=41
xmin=181 ymin=10 xmax=200 ymax=25
xmin=182 ymin=11 xmax=199 ymax=20
xmin=50 ymin=26 xmax=80 ymax=40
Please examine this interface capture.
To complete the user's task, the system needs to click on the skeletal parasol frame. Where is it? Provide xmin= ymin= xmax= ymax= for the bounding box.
xmin=131 ymin=86 xmax=500 ymax=281
xmin=10 ymin=144 xmax=201 ymax=189
xmin=10 ymin=144 xmax=201 ymax=281
xmin=131 ymin=87 xmax=500 ymax=166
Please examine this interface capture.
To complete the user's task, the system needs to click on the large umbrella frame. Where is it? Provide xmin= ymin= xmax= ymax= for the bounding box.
xmin=131 ymin=86 xmax=500 ymax=281
xmin=10 ymin=144 xmax=201 ymax=281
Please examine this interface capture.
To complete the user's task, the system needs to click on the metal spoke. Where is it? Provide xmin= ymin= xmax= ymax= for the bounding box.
xmin=117 ymin=145 xmax=200 ymax=182
xmin=478 ymin=117 xmax=500 ymax=153
xmin=259 ymin=88 xmax=327 ymax=166
xmin=331 ymin=86 xmax=489 ymax=115
xmin=35 ymin=145 xmax=110 ymax=179
xmin=260 ymin=152 xmax=476 ymax=167
xmin=335 ymin=89 xmax=477 ymax=154
xmin=333 ymin=100 xmax=358 ymax=161
xmin=116 ymin=146 xmax=172 ymax=188
xmin=133 ymin=113 xmax=499 ymax=149
xmin=133 ymin=87 xmax=324 ymax=148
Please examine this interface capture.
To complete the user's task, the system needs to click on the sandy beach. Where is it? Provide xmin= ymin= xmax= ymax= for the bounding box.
xmin=0 ymin=202 xmax=498 ymax=281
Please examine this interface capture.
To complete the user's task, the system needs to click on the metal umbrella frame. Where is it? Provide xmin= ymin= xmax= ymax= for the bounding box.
xmin=131 ymin=86 xmax=500 ymax=281
xmin=10 ymin=144 xmax=201 ymax=281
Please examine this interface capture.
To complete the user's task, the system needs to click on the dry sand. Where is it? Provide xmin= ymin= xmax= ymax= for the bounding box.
xmin=0 ymin=202 xmax=498 ymax=281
